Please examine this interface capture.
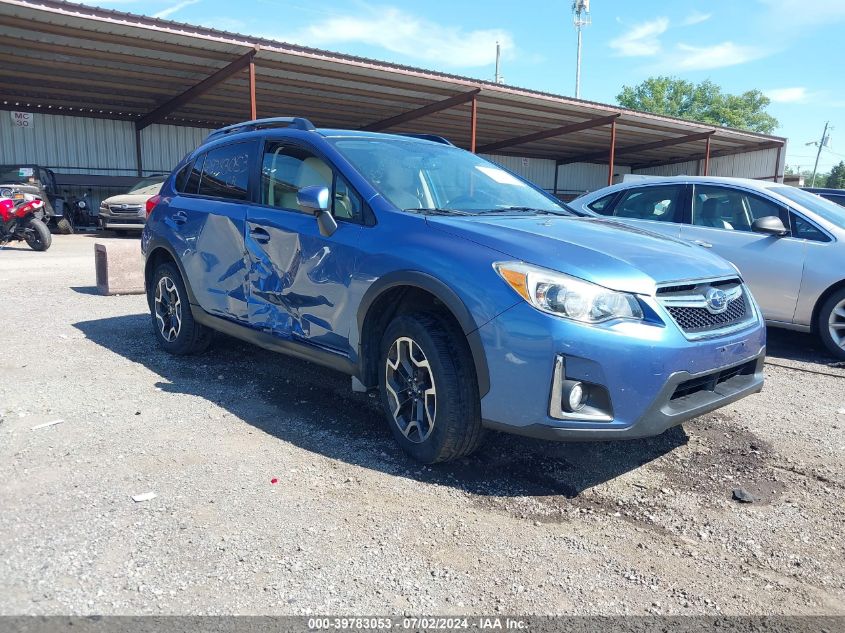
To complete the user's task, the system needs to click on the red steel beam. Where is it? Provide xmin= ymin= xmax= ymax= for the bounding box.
xmin=249 ymin=59 xmax=257 ymax=120
xmin=607 ymin=120 xmax=617 ymax=186
xmin=476 ymin=113 xmax=620 ymax=154
xmin=136 ymin=48 xmax=258 ymax=131
xmin=560 ymin=130 xmax=715 ymax=164
xmin=362 ymin=88 xmax=481 ymax=132
xmin=470 ymin=93 xmax=478 ymax=153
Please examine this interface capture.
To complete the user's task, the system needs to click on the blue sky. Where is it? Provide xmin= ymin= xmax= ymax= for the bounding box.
xmin=87 ymin=0 xmax=844 ymax=172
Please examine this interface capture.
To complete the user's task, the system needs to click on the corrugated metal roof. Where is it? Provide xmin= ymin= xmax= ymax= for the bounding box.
xmin=0 ymin=0 xmax=786 ymax=169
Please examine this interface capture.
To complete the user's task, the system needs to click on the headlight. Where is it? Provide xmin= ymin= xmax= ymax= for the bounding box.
xmin=78 ymin=200 xmax=87 ymax=209
xmin=493 ymin=261 xmax=644 ymax=323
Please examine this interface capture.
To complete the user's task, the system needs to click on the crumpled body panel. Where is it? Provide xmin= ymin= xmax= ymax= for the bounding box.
xmin=171 ymin=197 xmax=250 ymax=321
xmin=245 ymin=209 xmax=361 ymax=354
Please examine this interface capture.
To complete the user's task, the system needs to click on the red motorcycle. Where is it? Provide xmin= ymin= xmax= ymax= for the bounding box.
xmin=0 ymin=193 xmax=52 ymax=251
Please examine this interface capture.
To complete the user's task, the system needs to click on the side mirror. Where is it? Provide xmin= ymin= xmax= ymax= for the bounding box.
xmin=751 ymin=215 xmax=789 ymax=236
xmin=296 ymin=185 xmax=337 ymax=237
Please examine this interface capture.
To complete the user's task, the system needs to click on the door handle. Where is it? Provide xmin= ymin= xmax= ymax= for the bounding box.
xmin=250 ymin=226 xmax=270 ymax=243
xmin=693 ymin=239 xmax=712 ymax=248
xmin=172 ymin=210 xmax=188 ymax=225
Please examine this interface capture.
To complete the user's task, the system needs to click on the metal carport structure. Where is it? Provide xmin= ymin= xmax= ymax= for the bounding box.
xmin=0 ymin=0 xmax=786 ymax=196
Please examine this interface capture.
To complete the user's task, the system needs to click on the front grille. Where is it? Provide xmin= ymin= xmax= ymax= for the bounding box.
xmin=656 ymin=277 xmax=754 ymax=338
xmin=666 ymin=296 xmax=747 ymax=332
xmin=671 ymin=359 xmax=757 ymax=400
xmin=109 ymin=204 xmax=142 ymax=215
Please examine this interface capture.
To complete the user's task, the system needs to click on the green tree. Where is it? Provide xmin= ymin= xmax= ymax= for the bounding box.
xmin=827 ymin=161 xmax=845 ymax=189
xmin=785 ymin=165 xmax=829 ymax=187
xmin=617 ymin=76 xmax=779 ymax=135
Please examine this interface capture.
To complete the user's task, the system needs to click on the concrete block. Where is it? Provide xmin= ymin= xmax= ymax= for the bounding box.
xmin=95 ymin=241 xmax=145 ymax=295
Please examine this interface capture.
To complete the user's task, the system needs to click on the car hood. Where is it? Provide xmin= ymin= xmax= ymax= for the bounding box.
xmin=426 ymin=215 xmax=738 ymax=295
xmin=102 ymin=192 xmax=150 ymax=205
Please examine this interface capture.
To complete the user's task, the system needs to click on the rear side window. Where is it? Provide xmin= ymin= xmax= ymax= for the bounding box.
xmin=174 ymin=160 xmax=195 ymax=193
xmin=197 ymin=143 xmax=251 ymax=200
xmin=614 ymin=185 xmax=683 ymax=222
xmin=588 ymin=193 xmax=616 ymax=215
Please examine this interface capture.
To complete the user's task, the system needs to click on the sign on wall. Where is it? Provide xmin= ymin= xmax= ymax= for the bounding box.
xmin=11 ymin=112 xmax=34 ymax=128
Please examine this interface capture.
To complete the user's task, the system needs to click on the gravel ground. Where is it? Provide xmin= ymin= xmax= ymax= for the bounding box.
xmin=1 ymin=234 xmax=843 ymax=616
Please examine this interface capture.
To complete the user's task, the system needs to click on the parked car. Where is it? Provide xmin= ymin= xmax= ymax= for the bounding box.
xmin=142 ymin=118 xmax=766 ymax=463
xmin=572 ymin=176 xmax=845 ymax=358
xmin=99 ymin=177 xmax=165 ymax=234
xmin=0 ymin=164 xmax=71 ymax=233
xmin=803 ymin=187 xmax=845 ymax=208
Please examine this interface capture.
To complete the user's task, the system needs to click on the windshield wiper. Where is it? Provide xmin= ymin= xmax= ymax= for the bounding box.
xmin=404 ymin=207 xmax=475 ymax=216
xmin=484 ymin=206 xmax=567 ymax=216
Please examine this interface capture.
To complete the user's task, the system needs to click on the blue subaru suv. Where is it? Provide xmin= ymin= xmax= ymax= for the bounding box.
xmin=142 ymin=117 xmax=766 ymax=463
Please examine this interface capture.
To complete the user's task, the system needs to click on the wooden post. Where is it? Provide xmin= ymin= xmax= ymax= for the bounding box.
xmin=703 ymin=136 xmax=711 ymax=176
xmin=774 ymin=145 xmax=782 ymax=182
xmin=470 ymin=94 xmax=478 ymax=153
xmin=249 ymin=60 xmax=257 ymax=120
xmin=607 ymin=120 xmax=616 ymax=186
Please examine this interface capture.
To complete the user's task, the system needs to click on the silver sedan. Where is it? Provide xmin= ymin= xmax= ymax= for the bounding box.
xmin=571 ymin=176 xmax=845 ymax=358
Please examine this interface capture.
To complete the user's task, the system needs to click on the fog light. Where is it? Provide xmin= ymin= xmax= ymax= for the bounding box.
xmin=562 ymin=380 xmax=588 ymax=412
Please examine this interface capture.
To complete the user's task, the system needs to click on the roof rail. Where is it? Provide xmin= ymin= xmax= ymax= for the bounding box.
xmin=206 ymin=117 xmax=316 ymax=141
xmin=395 ymin=133 xmax=454 ymax=146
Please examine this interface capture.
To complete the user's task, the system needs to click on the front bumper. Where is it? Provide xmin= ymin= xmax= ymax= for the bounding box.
xmin=477 ymin=299 xmax=766 ymax=441
xmin=99 ymin=211 xmax=145 ymax=231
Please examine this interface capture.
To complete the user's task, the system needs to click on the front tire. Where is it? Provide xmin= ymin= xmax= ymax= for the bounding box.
xmin=378 ymin=313 xmax=483 ymax=463
xmin=817 ymin=288 xmax=845 ymax=360
xmin=150 ymin=262 xmax=212 ymax=355
xmin=24 ymin=219 xmax=52 ymax=251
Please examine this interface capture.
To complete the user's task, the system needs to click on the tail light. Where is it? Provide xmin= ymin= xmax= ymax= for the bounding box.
xmin=146 ymin=194 xmax=161 ymax=217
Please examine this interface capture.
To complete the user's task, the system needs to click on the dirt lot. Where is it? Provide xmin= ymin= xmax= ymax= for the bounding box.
xmin=1 ymin=234 xmax=843 ymax=616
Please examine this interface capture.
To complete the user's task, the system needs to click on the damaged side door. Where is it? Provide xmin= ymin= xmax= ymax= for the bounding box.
xmin=244 ymin=140 xmax=366 ymax=357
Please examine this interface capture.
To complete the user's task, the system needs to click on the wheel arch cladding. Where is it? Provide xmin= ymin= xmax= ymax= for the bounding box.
xmin=356 ymin=271 xmax=490 ymax=397
xmin=145 ymin=243 xmax=197 ymax=307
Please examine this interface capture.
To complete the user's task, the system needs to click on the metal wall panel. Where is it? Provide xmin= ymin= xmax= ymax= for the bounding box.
xmin=632 ymin=148 xmax=781 ymax=180
xmin=0 ymin=111 xmax=136 ymax=175
xmin=140 ymin=123 xmax=213 ymax=175
xmin=481 ymin=153 xmax=557 ymax=191
xmin=555 ymin=162 xmax=632 ymax=195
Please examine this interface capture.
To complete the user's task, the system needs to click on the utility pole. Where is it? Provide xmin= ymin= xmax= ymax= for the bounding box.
xmin=572 ymin=0 xmax=591 ymax=99
xmin=494 ymin=41 xmax=503 ymax=84
xmin=810 ymin=121 xmax=830 ymax=187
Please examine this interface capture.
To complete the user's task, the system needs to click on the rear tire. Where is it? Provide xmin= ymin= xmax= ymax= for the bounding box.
xmin=817 ymin=288 xmax=845 ymax=360
xmin=24 ymin=219 xmax=52 ymax=251
xmin=378 ymin=313 xmax=483 ymax=463
xmin=150 ymin=262 xmax=212 ymax=355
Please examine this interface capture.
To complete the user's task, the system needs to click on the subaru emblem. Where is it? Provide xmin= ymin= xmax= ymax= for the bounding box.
xmin=705 ymin=288 xmax=729 ymax=313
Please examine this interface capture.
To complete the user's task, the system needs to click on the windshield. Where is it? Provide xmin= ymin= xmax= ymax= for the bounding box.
xmin=129 ymin=177 xmax=165 ymax=193
xmin=0 ymin=166 xmax=37 ymax=184
xmin=772 ymin=186 xmax=845 ymax=229
xmin=330 ymin=138 xmax=570 ymax=215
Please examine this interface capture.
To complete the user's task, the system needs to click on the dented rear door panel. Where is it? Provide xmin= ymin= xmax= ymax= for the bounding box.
xmin=167 ymin=195 xmax=251 ymax=322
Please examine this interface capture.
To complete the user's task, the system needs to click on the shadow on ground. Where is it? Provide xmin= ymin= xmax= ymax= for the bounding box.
xmin=70 ymin=286 xmax=101 ymax=295
xmin=765 ymin=327 xmax=842 ymax=366
xmin=74 ymin=313 xmax=688 ymax=498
